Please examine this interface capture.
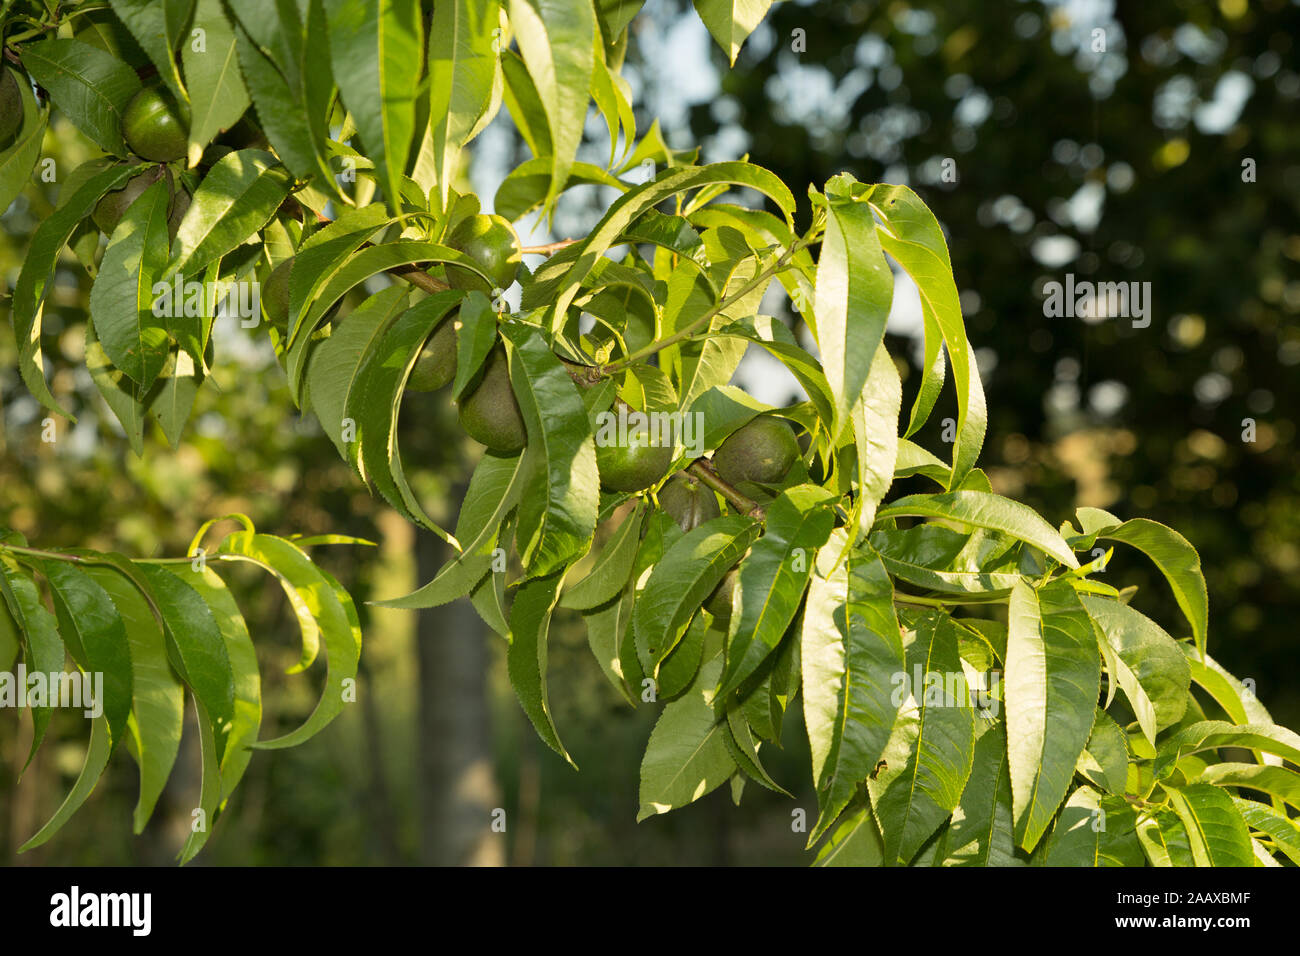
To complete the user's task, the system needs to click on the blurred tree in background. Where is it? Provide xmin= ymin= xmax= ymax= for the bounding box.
xmin=3 ymin=0 xmax=1296 ymax=865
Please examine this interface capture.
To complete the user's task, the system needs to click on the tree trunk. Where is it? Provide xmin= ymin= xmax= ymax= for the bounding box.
xmin=415 ymin=525 xmax=503 ymax=866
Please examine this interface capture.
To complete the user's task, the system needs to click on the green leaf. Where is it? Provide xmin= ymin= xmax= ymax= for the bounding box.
xmin=0 ymin=65 xmax=49 ymax=215
xmin=377 ymin=450 xmax=526 ymax=609
xmin=656 ymin=610 xmax=710 ymax=700
xmin=135 ymin=563 xmax=237 ymax=758
xmin=107 ymin=0 xmax=190 ymax=99
xmin=802 ymin=538 xmax=906 ymax=844
xmin=428 ymin=0 xmax=503 ymax=210
xmin=724 ymin=700 xmax=789 ymax=795
xmin=287 ymin=240 xmax=484 ymax=392
xmin=0 ymin=563 xmax=66 ymax=770
xmin=216 ymin=532 xmax=360 ymax=749
xmin=502 ymin=321 xmax=601 ymax=576
xmin=875 ymin=491 xmax=1079 ymax=569
xmin=562 ymin=502 xmax=646 ymax=610
xmin=81 ymin=561 xmax=184 ymax=832
xmin=812 ymin=799 xmax=885 ymax=866
xmin=632 ymin=514 xmax=760 ymax=676
xmin=1166 ymin=784 xmax=1254 ymax=867
xmin=1235 ymin=799 xmax=1300 ymax=866
xmin=451 ymin=291 xmax=499 ymax=401
xmin=166 ymin=564 xmax=261 ymax=802
xmin=182 ymin=0 xmax=250 ymax=167
xmin=1004 ymin=581 xmax=1101 ymax=851
xmin=852 ymin=344 xmax=902 ymax=536
xmin=1180 ymin=646 xmax=1273 ymax=727
xmin=1154 ymin=721 xmax=1300 ymax=780
xmin=712 ymin=316 xmax=836 ymax=431
xmin=147 ymin=348 xmax=203 ymax=447
xmin=21 ymin=39 xmax=142 ymax=156
xmin=325 ymin=0 xmax=422 ymax=210
xmin=12 ymin=163 xmax=137 ymax=416
xmin=813 ymin=174 xmax=893 ymax=444
xmin=507 ymin=568 xmax=574 ymax=765
xmin=17 ymin=716 xmax=113 ymax=853
xmin=720 ymin=484 xmax=837 ymax=695
xmin=88 ymin=179 xmax=173 ymax=387
xmin=1136 ymin=808 xmax=1197 ymax=867
xmin=870 ymin=524 xmax=1023 ymax=595
xmin=178 ymin=698 xmax=221 ymax=864
xmin=494 ymin=157 xmax=627 ymax=221
xmin=1041 ymin=787 xmax=1143 ymax=866
xmin=1081 ymin=594 xmax=1190 ymax=743
xmin=1075 ymin=508 xmax=1209 ymax=657
xmin=1197 ymin=763 xmax=1300 ymax=813
xmin=285 ymin=204 xmax=391 ymax=338
xmin=85 ymin=320 xmax=148 ymax=453
xmin=637 ymin=647 xmax=736 ymax=820
xmin=37 ymin=562 xmax=134 ymax=754
xmin=233 ymin=13 xmax=337 ymax=191
xmin=1077 ymin=709 xmax=1130 ymax=795
xmin=350 ymin=292 xmax=463 ymax=539
xmin=691 ymin=0 xmax=773 ymax=65
xmin=500 ymin=48 xmax=552 ymax=159
xmin=169 ymin=149 xmax=292 ymax=276
xmin=942 ymin=723 xmax=1023 ymax=866
xmin=0 ymin=597 xmax=18 ymax=672
xmin=507 ymin=0 xmax=596 ymax=217
xmin=867 ymin=184 xmax=986 ymax=488
xmin=532 ymin=162 xmax=795 ymax=329
xmin=868 ymin=609 xmax=977 ymax=864
xmin=305 ymin=285 xmax=411 ymax=458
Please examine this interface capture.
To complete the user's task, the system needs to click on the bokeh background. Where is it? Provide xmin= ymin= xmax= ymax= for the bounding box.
xmin=2 ymin=0 xmax=1297 ymax=865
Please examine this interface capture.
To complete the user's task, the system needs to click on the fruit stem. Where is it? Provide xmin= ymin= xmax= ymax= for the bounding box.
xmin=601 ymin=238 xmax=809 ymax=375
xmin=389 ymin=263 xmax=451 ymax=294
xmin=520 ymin=239 xmax=578 ymax=255
xmin=686 ymin=459 xmax=765 ymax=522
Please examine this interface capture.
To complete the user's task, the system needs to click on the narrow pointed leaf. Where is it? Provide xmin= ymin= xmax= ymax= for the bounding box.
xmin=38 ymin=561 xmax=134 ymax=753
xmin=1166 ymin=784 xmax=1254 ymax=867
xmin=813 ymin=174 xmax=893 ymax=443
xmin=802 ymin=539 xmax=906 ymax=844
xmin=507 ymin=568 xmax=574 ymax=765
xmin=869 ymin=609 xmax=976 ymax=864
xmin=0 ymin=564 xmax=66 ymax=769
xmin=325 ymin=0 xmax=422 ymax=210
xmin=21 ymin=39 xmax=142 ymax=155
xmin=89 ymin=179 xmax=173 ymax=387
xmin=720 ymin=485 xmax=837 ymax=695
xmin=637 ymin=648 xmax=736 ymax=820
xmin=876 ymin=491 xmax=1079 ymax=569
xmin=502 ymin=321 xmax=601 ymax=576
xmin=82 ymin=561 xmax=184 ymax=832
xmin=1004 ymin=581 xmax=1101 ymax=851
xmin=183 ymin=0 xmax=249 ymax=166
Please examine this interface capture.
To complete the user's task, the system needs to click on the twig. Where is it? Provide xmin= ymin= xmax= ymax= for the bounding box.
xmin=601 ymin=239 xmax=807 ymax=374
xmin=519 ymin=239 xmax=578 ymax=256
xmin=686 ymin=459 xmax=764 ymax=521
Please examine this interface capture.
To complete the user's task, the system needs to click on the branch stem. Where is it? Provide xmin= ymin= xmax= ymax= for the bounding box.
xmin=602 ymin=239 xmax=808 ymax=374
xmin=685 ymin=459 xmax=764 ymax=521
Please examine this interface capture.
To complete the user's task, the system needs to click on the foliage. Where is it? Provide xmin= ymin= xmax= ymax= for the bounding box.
xmin=0 ymin=515 xmax=368 ymax=862
xmin=1 ymin=0 xmax=1298 ymax=866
